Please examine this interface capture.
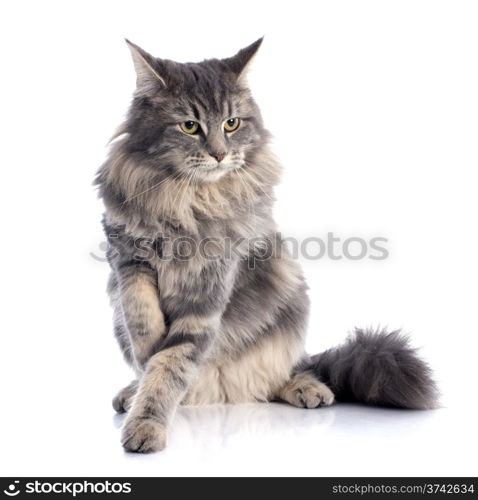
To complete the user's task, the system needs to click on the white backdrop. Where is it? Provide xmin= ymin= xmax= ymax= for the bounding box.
xmin=0 ymin=0 xmax=477 ymax=477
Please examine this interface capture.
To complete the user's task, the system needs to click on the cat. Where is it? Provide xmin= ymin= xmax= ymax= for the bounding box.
xmin=95 ymin=38 xmax=438 ymax=453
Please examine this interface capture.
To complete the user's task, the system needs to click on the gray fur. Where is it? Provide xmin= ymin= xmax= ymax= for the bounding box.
xmin=309 ymin=328 xmax=440 ymax=409
xmin=95 ymin=39 xmax=438 ymax=453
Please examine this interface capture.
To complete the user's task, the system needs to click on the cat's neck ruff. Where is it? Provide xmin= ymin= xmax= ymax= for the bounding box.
xmin=97 ymin=140 xmax=280 ymax=237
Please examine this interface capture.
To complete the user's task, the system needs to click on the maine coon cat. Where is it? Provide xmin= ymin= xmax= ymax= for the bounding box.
xmin=95 ymin=38 xmax=438 ymax=453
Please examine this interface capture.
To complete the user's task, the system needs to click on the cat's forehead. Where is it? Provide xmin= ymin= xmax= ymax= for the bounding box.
xmin=169 ymin=60 xmax=245 ymax=118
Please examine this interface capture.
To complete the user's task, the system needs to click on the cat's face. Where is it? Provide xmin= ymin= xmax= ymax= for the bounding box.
xmin=123 ymin=39 xmax=269 ymax=183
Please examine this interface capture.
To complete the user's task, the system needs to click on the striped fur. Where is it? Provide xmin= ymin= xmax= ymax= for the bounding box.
xmin=96 ymin=39 xmax=438 ymax=453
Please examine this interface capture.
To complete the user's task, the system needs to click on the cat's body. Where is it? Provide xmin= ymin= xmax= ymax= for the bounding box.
xmin=103 ymin=142 xmax=312 ymax=407
xmin=96 ymin=39 xmax=438 ymax=453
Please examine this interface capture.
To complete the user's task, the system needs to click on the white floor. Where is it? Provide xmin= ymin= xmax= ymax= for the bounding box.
xmin=2 ymin=393 xmax=475 ymax=477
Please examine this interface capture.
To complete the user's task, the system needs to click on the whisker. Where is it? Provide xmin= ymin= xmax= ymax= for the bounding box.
xmin=235 ymin=169 xmax=255 ymax=217
xmin=178 ymin=169 xmax=196 ymax=220
xmin=122 ymin=173 xmax=177 ymax=205
xmin=239 ymin=166 xmax=274 ymax=202
xmin=168 ymin=170 xmax=192 ymax=223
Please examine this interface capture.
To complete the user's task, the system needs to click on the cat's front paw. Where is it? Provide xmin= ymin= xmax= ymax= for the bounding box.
xmin=112 ymin=380 xmax=138 ymax=413
xmin=121 ymin=416 xmax=167 ymax=453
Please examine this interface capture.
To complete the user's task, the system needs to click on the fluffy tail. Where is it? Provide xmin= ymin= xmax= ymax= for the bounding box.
xmin=308 ymin=328 xmax=439 ymax=409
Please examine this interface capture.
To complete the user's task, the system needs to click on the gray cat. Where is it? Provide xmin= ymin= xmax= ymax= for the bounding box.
xmin=95 ymin=38 xmax=438 ymax=453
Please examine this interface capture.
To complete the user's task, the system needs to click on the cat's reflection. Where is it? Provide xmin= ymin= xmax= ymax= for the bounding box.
xmin=170 ymin=403 xmax=336 ymax=449
xmin=113 ymin=402 xmax=438 ymax=452
xmin=113 ymin=402 xmax=336 ymax=448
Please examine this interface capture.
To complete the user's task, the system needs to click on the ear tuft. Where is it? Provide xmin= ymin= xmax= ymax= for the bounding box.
xmin=225 ymin=37 xmax=264 ymax=80
xmin=125 ymin=39 xmax=167 ymax=92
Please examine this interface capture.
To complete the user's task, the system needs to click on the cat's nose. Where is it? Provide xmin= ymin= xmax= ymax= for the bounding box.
xmin=209 ymin=151 xmax=226 ymax=162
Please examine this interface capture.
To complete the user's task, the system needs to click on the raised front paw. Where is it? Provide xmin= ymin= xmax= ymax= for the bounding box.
xmin=121 ymin=416 xmax=167 ymax=453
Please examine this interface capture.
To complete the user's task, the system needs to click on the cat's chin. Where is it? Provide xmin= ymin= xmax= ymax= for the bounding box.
xmin=194 ymin=164 xmax=237 ymax=183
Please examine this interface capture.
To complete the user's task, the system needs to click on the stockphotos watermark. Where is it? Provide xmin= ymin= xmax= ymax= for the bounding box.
xmin=2 ymin=480 xmax=132 ymax=497
xmin=90 ymin=232 xmax=389 ymax=266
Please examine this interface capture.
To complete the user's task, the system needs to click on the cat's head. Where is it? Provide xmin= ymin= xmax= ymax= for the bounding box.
xmin=121 ymin=38 xmax=269 ymax=183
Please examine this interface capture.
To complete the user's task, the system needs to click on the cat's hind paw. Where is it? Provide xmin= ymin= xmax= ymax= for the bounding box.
xmin=294 ymin=382 xmax=335 ymax=408
xmin=279 ymin=372 xmax=335 ymax=409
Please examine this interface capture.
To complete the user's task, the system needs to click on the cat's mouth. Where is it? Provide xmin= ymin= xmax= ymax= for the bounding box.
xmin=185 ymin=152 xmax=245 ymax=181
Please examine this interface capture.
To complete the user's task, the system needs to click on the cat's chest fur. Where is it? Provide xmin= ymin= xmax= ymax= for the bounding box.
xmin=102 ymin=155 xmax=277 ymax=305
xmin=107 ymin=196 xmax=273 ymax=300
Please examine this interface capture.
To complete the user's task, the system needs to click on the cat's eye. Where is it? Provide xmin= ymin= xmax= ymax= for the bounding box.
xmin=180 ymin=121 xmax=200 ymax=134
xmin=224 ymin=117 xmax=240 ymax=132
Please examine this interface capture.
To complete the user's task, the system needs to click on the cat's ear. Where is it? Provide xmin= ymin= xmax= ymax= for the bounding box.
xmin=225 ymin=37 xmax=264 ymax=82
xmin=125 ymin=39 xmax=167 ymax=93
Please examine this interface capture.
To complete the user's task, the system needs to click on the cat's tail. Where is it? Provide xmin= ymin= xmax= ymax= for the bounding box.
xmin=308 ymin=327 xmax=439 ymax=409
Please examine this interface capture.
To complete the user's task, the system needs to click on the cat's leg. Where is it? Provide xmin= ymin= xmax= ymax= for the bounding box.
xmin=278 ymin=370 xmax=335 ymax=408
xmin=107 ymin=272 xmax=136 ymax=366
xmin=112 ymin=262 xmax=172 ymax=452
xmin=107 ymin=272 xmax=142 ymax=412
xmin=117 ymin=263 xmax=167 ymax=368
xmin=121 ymin=256 xmax=234 ymax=452
xmin=122 ymin=312 xmax=220 ymax=452
xmin=112 ymin=380 xmax=138 ymax=413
